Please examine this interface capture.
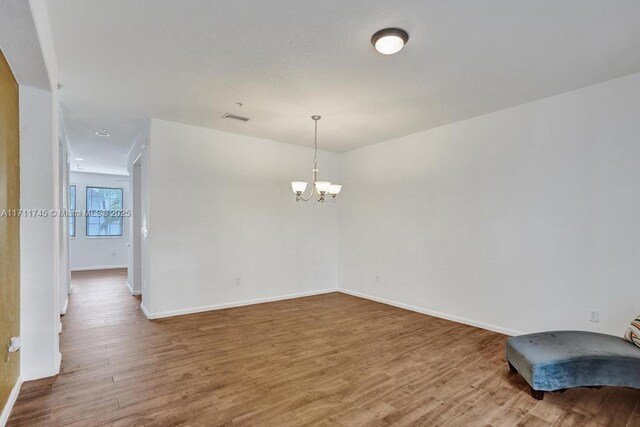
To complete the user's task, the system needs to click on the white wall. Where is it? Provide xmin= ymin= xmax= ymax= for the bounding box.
xmin=338 ymin=72 xmax=640 ymax=337
xmin=69 ymin=171 xmax=129 ymax=271
xmin=143 ymin=119 xmax=339 ymax=317
xmin=19 ymin=85 xmax=60 ymax=381
xmin=58 ymin=114 xmax=72 ymax=314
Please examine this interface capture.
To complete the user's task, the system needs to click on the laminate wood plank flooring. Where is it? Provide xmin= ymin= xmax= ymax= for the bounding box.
xmin=8 ymin=269 xmax=640 ymax=426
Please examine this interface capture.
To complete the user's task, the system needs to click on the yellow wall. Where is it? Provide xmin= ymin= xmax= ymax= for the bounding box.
xmin=0 ymin=48 xmax=20 ymax=410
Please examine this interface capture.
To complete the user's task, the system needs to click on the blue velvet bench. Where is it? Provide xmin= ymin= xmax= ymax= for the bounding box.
xmin=506 ymin=331 xmax=640 ymax=400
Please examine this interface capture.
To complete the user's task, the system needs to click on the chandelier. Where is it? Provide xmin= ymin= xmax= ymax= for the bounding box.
xmin=290 ymin=115 xmax=342 ymax=203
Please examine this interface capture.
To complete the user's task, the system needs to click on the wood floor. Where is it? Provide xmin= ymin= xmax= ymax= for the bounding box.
xmin=8 ymin=269 xmax=640 ymax=426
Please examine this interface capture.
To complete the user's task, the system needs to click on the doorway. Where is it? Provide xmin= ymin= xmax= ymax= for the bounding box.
xmin=131 ymin=157 xmax=142 ymax=294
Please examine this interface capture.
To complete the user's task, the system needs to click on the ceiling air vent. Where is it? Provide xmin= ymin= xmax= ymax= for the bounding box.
xmin=221 ymin=112 xmax=250 ymax=122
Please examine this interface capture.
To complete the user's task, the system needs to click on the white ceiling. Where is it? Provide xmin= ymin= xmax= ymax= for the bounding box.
xmin=48 ymin=0 xmax=640 ymax=160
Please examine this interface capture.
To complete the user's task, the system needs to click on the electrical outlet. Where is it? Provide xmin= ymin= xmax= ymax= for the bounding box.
xmin=7 ymin=337 xmax=20 ymax=353
xmin=375 ymin=275 xmax=381 ymax=283
xmin=235 ymin=277 xmax=241 ymax=286
xmin=589 ymin=311 xmax=599 ymax=322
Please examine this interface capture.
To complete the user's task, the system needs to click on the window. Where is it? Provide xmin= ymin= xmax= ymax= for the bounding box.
xmin=86 ymin=187 xmax=124 ymax=237
xmin=69 ymin=185 xmax=76 ymax=237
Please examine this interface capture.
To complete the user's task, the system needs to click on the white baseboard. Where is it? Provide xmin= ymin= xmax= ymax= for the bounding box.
xmin=141 ymin=288 xmax=339 ymax=320
xmin=338 ymin=288 xmax=522 ymax=337
xmin=138 ymin=286 xmax=520 ymax=336
xmin=126 ymin=282 xmax=142 ymax=296
xmin=140 ymin=301 xmax=152 ymax=318
xmin=0 ymin=377 xmax=22 ymax=427
xmin=71 ymin=265 xmax=127 ymax=272
xmin=60 ymin=296 xmax=68 ymax=315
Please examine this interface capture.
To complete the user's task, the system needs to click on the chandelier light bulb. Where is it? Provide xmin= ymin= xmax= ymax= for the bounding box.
xmin=328 ymin=184 xmax=342 ymax=195
xmin=314 ymin=181 xmax=332 ymax=194
xmin=291 ymin=181 xmax=308 ymax=194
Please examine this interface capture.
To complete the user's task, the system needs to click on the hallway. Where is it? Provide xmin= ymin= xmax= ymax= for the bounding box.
xmin=9 ymin=269 xmax=147 ymax=425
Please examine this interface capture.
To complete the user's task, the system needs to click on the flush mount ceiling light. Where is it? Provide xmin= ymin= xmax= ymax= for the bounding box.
xmin=95 ymin=129 xmax=111 ymax=137
xmin=371 ymin=28 xmax=409 ymax=55
xmin=290 ymin=115 xmax=342 ymax=203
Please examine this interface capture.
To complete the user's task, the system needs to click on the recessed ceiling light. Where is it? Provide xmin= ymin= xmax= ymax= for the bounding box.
xmin=371 ymin=28 xmax=409 ymax=55
xmin=95 ymin=129 xmax=111 ymax=137
xmin=74 ymin=157 xmax=85 ymax=161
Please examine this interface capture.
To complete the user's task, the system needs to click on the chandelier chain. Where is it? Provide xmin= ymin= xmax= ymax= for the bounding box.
xmin=313 ymin=118 xmax=318 ymax=169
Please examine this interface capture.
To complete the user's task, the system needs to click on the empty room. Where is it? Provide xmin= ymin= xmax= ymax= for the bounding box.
xmin=1 ymin=1 xmax=640 ymax=426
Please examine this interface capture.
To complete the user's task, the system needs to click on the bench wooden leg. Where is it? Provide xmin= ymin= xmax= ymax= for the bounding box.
xmin=508 ymin=361 xmax=517 ymax=373
xmin=530 ymin=387 xmax=544 ymax=400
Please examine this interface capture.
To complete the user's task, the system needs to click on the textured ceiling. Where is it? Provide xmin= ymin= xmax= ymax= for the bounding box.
xmin=48 ymin=0 xmax=640 ymax=161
